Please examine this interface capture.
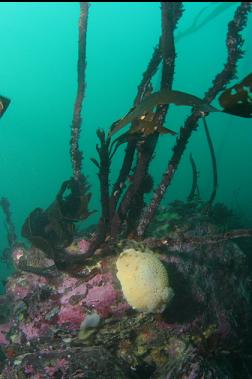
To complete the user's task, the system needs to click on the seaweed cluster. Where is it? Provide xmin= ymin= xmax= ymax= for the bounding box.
xmin=1 ymin=2 xmax=252 ymax=378
xmin=19 ymin=3 xmax=252 ymax=264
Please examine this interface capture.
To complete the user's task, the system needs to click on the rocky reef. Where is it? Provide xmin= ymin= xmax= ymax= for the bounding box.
xmin=0 ymin=201 xmax=251 ymax=378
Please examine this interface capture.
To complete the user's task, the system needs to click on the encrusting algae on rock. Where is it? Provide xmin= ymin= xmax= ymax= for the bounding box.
xmin=116 ymin=248 xmax=174 ymax=313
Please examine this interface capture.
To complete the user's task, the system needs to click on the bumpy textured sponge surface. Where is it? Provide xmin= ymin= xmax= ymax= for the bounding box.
xmin=116 ymin=248 xmax=174 ymax=313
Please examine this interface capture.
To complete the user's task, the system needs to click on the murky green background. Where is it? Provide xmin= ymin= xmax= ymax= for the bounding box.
xmin=0 ymin=2 xmax=251 ymax=289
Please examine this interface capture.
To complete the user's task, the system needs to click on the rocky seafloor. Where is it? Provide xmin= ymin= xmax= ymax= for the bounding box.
xmin=0 ymin=201 xmax=251 ymax=379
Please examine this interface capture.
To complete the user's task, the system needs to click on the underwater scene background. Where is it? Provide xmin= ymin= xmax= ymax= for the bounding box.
xmin=0 ymin=2 xmax=251 ymax=260
xmin=0 ymin=2 xmax=252 ymax=379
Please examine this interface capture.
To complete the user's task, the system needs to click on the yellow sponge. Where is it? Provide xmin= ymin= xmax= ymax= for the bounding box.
xmin=116 ymin=248 xmax=173 ymax=313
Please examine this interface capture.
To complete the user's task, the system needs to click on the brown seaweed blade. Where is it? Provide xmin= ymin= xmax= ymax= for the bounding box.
xmin=109 ymin=114 xmax=177 ymax=159
xmin=0 ymin=95 xmax=11 ymax=118
xmin=109 ymin=89 xmax=219 ymax=136
xmin=219 ymin=73 xmax=252 ymax=118
xmin=132 ymin=111 xmax=177 ymax=136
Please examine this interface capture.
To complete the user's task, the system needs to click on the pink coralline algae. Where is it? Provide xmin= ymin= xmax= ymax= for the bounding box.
xmin=19 ymin=321 xmax=49 ymax=341
xmin=78 ymin=238 xmax=91 ymax=253
xmin=44 ymin=358 xmax=69 ymax=376
xmin=57 ymin=271 xmax=122 ymax=323
xmin=85 ymin=282 xmax=119 ymax=317
xmin=57 ymin=275 xmax=79 ymax=293
xmin=84 ymin=272 xmax=121 ymax=317
xmin=0 ymin=259 xmax=127 ymax=346
xmin=24 ymin=365 xmax=36 ymax=374
xmin=58 ymin=303 xmax=85 ymax=326
xmin=20 ymin=322 xmax=45 ymax=340
xmin=60 ymin=282 xmax=87 ymax=305
xmin=12 ymin=246 xmax=25 ymax=266
xmin=58 ymin=281 xmax=88 ymax=327
xmin=6 ymin=273 xmax=48 ymax=301
xmin=86 ymin=272 xmax=113 ymax=287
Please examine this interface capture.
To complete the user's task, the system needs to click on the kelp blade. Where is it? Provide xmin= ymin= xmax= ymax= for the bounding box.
xmin=219 ymin=73 xmax=252 ymax=118
xmin=110 ymin=89 xmax=219 ymax=136
xmin=0 ymin=95 xmax=11 ymax=119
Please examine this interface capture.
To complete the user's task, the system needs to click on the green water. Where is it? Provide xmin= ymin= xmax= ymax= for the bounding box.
xmin=0 ymin=2 xmax=251 ymax=288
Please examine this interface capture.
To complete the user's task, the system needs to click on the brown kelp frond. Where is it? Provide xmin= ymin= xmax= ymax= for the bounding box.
xmin=109 ymin=89 xmax=219 ymax=136
xmin=137 ymin=2 xmax=252 ymax=238
xmin=109 ymin=112 xmax=177 ymax=159
xmin=70 ymin=2 xmax=89 ymax=182
xmin=87 ymin=130 xmax=113 ymax=254
xmin=219 ymin=73 xmax=252 ymax=118
xmin=109 ymin=3 xmax=183 ymax=238
xmin=0 ymin=95 xmax=11 ymax=119
xmin=127 ymin=111 xmax=177 ymax=137
xmin=108 ymin=31 xmax=163 ymax=225
xmin=22 ymin=176 xmax=94 ymax=267
xmin=57 ymin=176 xmax=94 ymax=222
xmin=108 ymin=132 xmax=139 ymax=161
xmin=110 ymin=72 xmax=252 ymax=139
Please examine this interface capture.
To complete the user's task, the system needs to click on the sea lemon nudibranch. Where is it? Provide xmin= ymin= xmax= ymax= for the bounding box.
xmin=116 ymin=248 xmax=174 ymax=313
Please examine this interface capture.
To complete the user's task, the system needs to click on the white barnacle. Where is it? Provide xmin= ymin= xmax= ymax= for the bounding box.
xmin=160 ymin=184 xmax=166 ymax=194
xmin=199 ymin=110 xmax=207 ymax=117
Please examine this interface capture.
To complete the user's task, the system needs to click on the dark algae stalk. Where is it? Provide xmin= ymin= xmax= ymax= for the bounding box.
xmin=0 ymin=2 xmax=252 ymax=378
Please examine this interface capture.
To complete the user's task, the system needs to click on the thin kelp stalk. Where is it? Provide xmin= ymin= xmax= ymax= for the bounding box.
xmin=70 ymin=2 xmax=89 ymax=182
xmin=135 ymin=40 xmax=162 ymax=105
xmin=137 ymin=2 xmax=251 ymax=237
xmin=91 ymin=130 xmax=111 ymax=231
xmin=109 ymin=42 xmax=162 ymax=225
xmin=203 ymin=117 xmax=218 ymax=208
xmin=154 ymin=2 xmax=178 ymax=122
xmin=145 ymin=228 xmax=252 ymax=251
xmin=0 ymin=197 xmax=17 ymax=249
xmin=187 ymin=153 xmax=199 ymax=201
xmin=110 ymin=2 xmax=183 ymax=237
